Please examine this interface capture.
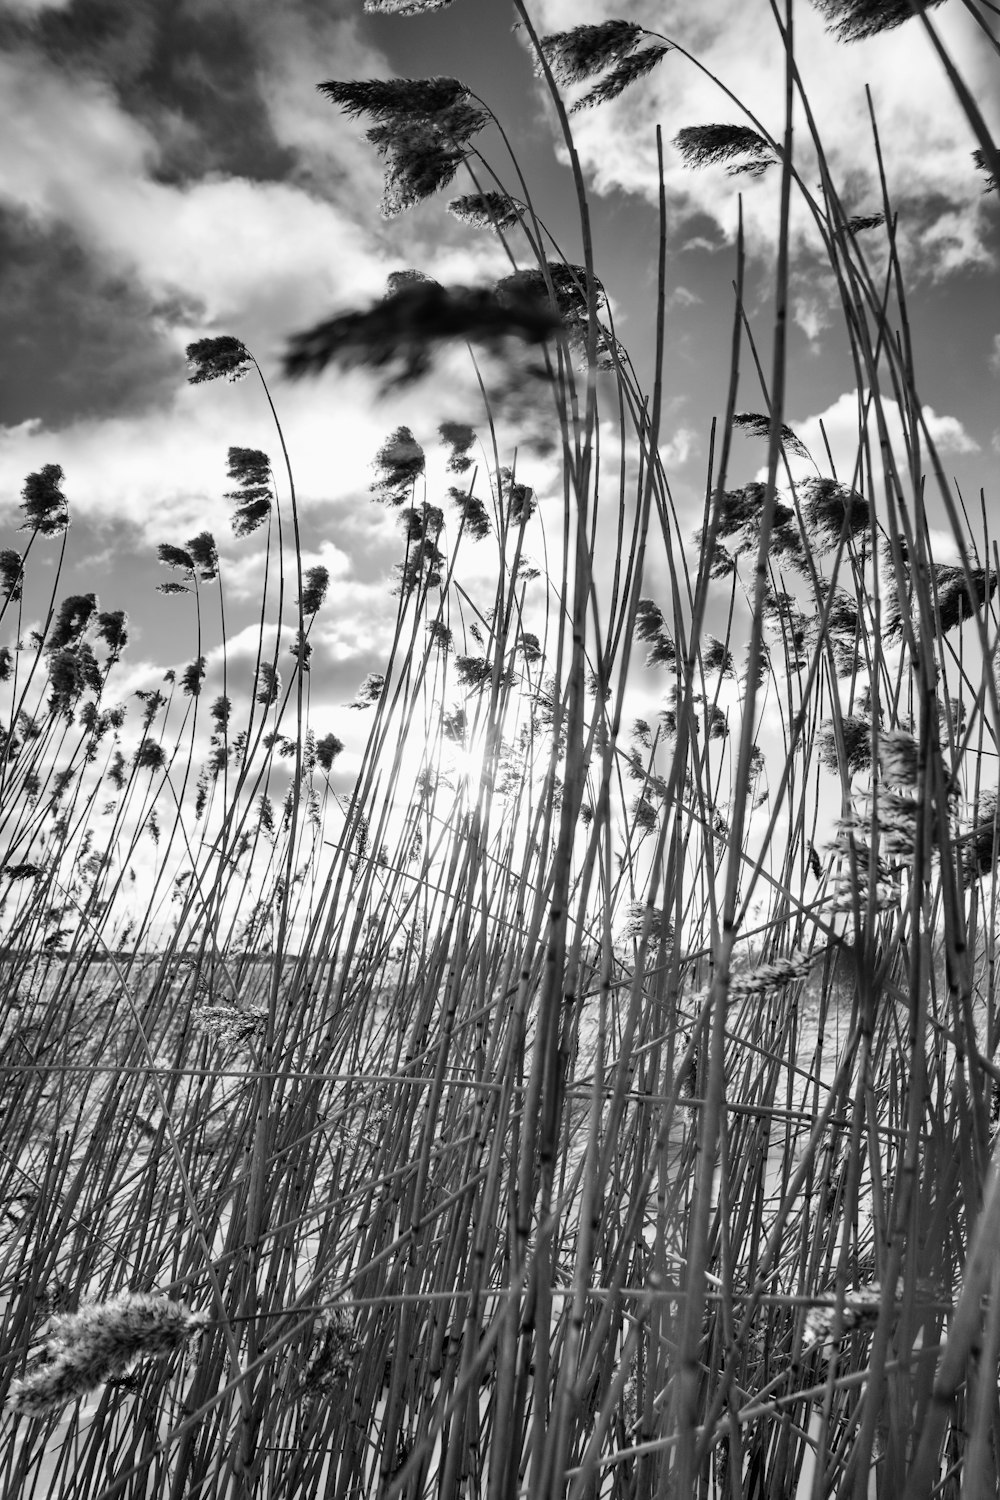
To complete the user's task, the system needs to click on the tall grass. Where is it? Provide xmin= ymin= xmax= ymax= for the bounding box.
xmin=2 ymin=1 xmax=1000 ymax=1495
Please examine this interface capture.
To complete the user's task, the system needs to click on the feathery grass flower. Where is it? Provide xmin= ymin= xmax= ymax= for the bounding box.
xmin=186 ymin=532 xmax=219 ymax=582
xmin=963 ymin=792 xmax=999 ymax=886
xmin=448 ymin=191 xmax=526 ymax=231
xmin=284 ymin=281 xmax=559 ymax=390
xmin=674 ymin=125 xmax=776 ymax=177
xmin=570 ymin=45 xmax=670 ymax=113
xmin=255 ymin=662 xmax=280 ymax=707
xmin=181 ymin=657 xmax=206 ymax=697
xmin=350 ymin=673 xmax=385 ymax=708
xmin=186 ymin=335 xmax=252 ymax=384
xmin=730 ymin=949 xmax=815 ymax=997
xmin=48 ymin=593 xmax=97 ymax=652
xmin=193 ymin=1004 xmax=268 ymax=1048
xmin=932 ymin=564 xmax=997 ymax=634
xmin=972 ymin=149 xmax=998 ymax=192
xmin=540 ymin=21 xmax=645 ymax=84
xmin=365 ymin=0 xmax=453 ymax=11
xmin=878 ymin=728 xmax=919 ymax=785
xmin=439 ymin=420 xmax=476 ymax=473
xmin=225 ymin=447 xmax=273 ymax=537
xmin=800 ymin=476 xmax=869 ymax=551
xmin=21 ymin=464 xmax=69 ymax=536
xmin=96 ymin=609 xmax=128 ymax=661
xmin=319 ymin=77 xmax=488 ymax=216
xmin=7 ymin=1294 xmax=208 ymax=1417
xmin=372 ymin=428 xmax=425 ymax=507
xmin=843 ymin=212 xmax=885 ymax=235
xmin=0 ymin=548 xmax=24 ymax=601
xmin=158 ymin=544 xmax=194 ymax=576
xmin=316 ymin=732 xmax=344 ymax=771
xmin=449 ymin=487 xmax=491 ymax=539
xmin=812 ymin=0 xmax=946 ymax=44
xmin=732 ymin=411 xmax=809 ymax=458
xmin=817 ymin=716 xmax=872 ymax=777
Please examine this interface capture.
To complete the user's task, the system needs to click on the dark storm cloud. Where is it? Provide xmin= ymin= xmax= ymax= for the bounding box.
xmin=0 ymin=208 xmax=195 ymax=425
xmin=0 ymin=0 xmax=297 ymax=186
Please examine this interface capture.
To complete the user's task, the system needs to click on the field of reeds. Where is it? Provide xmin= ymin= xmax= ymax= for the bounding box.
xmin=2 ymin=1 xmax=1000 ymax=1495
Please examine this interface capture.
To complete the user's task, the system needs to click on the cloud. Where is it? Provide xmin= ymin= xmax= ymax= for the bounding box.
xmin=530 ymin=1 xmax=999 ymax=283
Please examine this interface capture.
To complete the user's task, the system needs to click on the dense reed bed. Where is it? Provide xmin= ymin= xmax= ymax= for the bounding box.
xmin=2 ymin=1 xmax=1000 ymax=1495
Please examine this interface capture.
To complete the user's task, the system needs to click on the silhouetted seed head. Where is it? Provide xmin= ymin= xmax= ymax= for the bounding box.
xmin=519 ymin=632 xmax=542 ymax=664
xmin=21 ymin=464 xmax=69 ymax=536
xmin=448 ymin=486 xmax=491 ymax=540
xmin=181 ymin=657 xmax=206 ymax=697
xmin=674 ymin=124 xmax=775 ymax=176
xmin=645 ymin=634 xmax=677 ymax=669
xmin=283 ymin=282 xmax=559 ymax=389
xmin=944 ymin=699 xmax=967 ymax=747
xmin=813 ymin=0 xmax=947 ymax=44
xmin=210 ymin=695 xmax=231 ymax=732
xmin=730 ymin=949 xmax=814 ymax=997
xmin=255 ymin=662 xmax=280 ymax=707
xmin=875 ymin=790 xmax=921 ymax=859
xmin=301 ymin=1305 xmax=359 ymax=1399
xmin=455 ymin=656 xmax=498 ymax=691
xmin=635 ymin=598 xmax=666 ymax=643
xmin=0 ymin=646 xmax=12 ymax=683
xmin=497 ymin=262 xmax=606 ymax=326
xmin=426 ymin=619 xmax=453 ymax=652
xmin=318 ymin=78 xmax=487 ymax=216
xmin=372 ymin=427 xmax=425 ymax=507
xmin=932 ymin=564 xmax=997 ymax=634
xmin=703 ymin=636 xmax=734 ymax=677
xmin=186 ymin=532 xmax=218 ymax=582
xmin=707 ymin=540 xmax=736 ymax=578
xmin=400 ymin=503 xmax=443 ymax=542
xmin=817 ymin=715 xmax=872 ymax=777
xmin=972 ymin=149 xmax=998 ymax=193
xmin=539 ymin=21 xmax=645 ymax=84
xmin=318 ymin=77 xmax=468 ymax=122
xmin=963 ymin=792 xmax=999 ymax=886
xmin=300 ymin=565 xmax=330 ymax=616
xmin=448 ymin=192 xmax=526 ymax=230
xmin=743 ymin=640 xmax=771 ymax=687
xmin=96 ymin=610 xmax=128 ymax=660
xmin=186 ymin=335 xmax=251 ymax=384
xmin=842 ymin=212 xmax=885 ymax=235
xmin=48 ymin=594 xmax=97 ymax=652
xmin=225 ymin=448 xmax=273 ymax=537
xmin=439 ymin=420 xmax=476 ymax=473
xmin=799 ymin=477 xmax=869 ymax=551
xmin=500 ymin=467 xmax=535 ymax=525
xmin=878 ymin=728 xmax=919 ymax=785
xmin=135 ymin=740 xmax=167 ymax=773
xmin=0 ymin=549 xmax=24 ymax=601
xmin=158 ymin=544 xmax=194 ymax=576
xmin=316 ymin=732 xmax=344 ymax=771
xmin=570 ymin=45 xmax=670 ymax=113
xmin=350 ymin=672 xmax=385 ymax=709
xmin=630 ymin=795 xmax=656 ymax=832
xmin=2 ymin=862 xmax=41 ymax=881
xmin=732 ymin=411 xmax=809 ymax=458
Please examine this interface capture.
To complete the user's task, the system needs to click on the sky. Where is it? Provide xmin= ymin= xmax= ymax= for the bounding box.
xmin=1 ymin=0 xmax=999 ymax=873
